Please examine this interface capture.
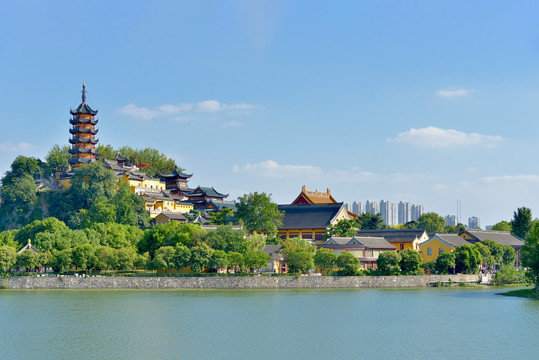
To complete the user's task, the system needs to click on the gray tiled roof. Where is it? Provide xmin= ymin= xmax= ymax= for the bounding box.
xmin=355 ymin=236 xmax=397 ymax=250
xmin=278 ymin=203 xmax=346 ymax=230
xmin=461 ymin=229 xmax=525 ymax=248
xmin=430 ymin=233 xmax=472 ymax=247
xmin=158 ymin=212 xmax=188 ymax=221
xmin=356 ymin=229 xmax=427 ymax=243
xmin=188 ymin=186 xmax=228 ymax=198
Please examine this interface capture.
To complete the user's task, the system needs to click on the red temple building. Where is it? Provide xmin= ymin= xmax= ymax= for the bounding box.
xmin=68 ymin=83 xmax=98 ymax=167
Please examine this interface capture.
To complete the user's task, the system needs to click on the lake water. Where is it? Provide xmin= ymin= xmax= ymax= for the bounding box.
xmin=0 ymin=287 xmax=537 ymax=359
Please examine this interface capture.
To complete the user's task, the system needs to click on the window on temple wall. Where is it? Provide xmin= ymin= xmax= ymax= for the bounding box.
xmin=400 ymin=244 xmax=404 ymax=250
xmin=438 ymin=248 xmax=444 ymax=255
xmin=427 ymin=248 xmax=432 ymax=256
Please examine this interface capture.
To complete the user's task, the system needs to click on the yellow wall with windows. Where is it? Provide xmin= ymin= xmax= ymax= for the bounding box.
xmin=390 ymin=240 xmax=420 ymax=252
xmin=418 ymin=238 xmax=454 ymax=263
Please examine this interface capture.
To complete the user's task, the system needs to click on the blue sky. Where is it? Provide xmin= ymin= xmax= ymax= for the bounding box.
xmin=1 ymin=1 xmax=539 ymax=227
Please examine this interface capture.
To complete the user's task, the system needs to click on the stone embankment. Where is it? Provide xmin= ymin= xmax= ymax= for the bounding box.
xmin=1 ymin=274 xmax=480 ymax=290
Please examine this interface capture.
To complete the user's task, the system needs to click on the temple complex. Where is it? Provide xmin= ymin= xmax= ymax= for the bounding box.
xmin=68 ymin=83 xmax=98 ymax=167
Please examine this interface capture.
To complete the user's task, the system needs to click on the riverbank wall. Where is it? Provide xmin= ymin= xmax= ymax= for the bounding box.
xmin=1 ymin=274 xmax=480 ymax=290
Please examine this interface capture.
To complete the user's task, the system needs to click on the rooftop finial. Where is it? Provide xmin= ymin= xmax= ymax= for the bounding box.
xmin=82 ymin=83 xmax=86 ymax=103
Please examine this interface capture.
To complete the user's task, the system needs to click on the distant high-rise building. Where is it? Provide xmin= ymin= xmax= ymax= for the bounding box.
xmin=445 ymin=215 xmax=457 ymax=226
xmin=344 ymin=203 xmax=350 ymax=211
xmin=366 ymin=200 xmax=379 ymax=215
xmin=352 ymin=201 xmax=364 ymax=215
xmin=468 ymin=216 xmax=481 ymax=229
xmin=411 ymin=204 xmax=424 ymax=221
xmin=398 ymin=201 xmax=412 ymax=224
xmin=380 ymin=200 xmax=396 ymax=226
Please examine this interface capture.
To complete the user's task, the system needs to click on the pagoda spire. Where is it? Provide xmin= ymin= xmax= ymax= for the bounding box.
xmin=82 ymin=82 xmax=86 ymax=103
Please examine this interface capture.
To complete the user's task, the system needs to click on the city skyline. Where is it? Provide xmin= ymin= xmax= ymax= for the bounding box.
xmin=1 ymin=1 xmax=539 ymax=226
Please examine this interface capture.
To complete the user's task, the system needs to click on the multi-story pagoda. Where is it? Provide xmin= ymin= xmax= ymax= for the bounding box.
xmin=159 ymin=168 xmax=193 ymax=197
xmin=68 ymin=83 xmax=98 ymax=167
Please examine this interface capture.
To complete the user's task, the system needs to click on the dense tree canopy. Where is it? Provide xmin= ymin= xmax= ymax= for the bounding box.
xmin=454 ymin=245 xmax=482 ymax=274
xmin=491 ymin=221 xmax=512 ymax=232
xmin=399 ymin=249 xmax=422 ymax=275
xmin=235 ymin=192 xmax=284 ymax=236
xmin=511 ymin=207 xmax=532 ymax=239
xmin=416 ymin=212 xmax=445 ymax=234
xmin=522 ymin=220 xmax=539 ymax=293
xmin=357 ymin=212 xmax=387 ymax=230
xmin=325 ymin=219 xmax=358 ymax=239
xmin=376 ymin=251 xmax=401 ymax=275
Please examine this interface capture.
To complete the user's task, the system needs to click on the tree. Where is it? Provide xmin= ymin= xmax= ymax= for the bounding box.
xmin=204 ymin=225 xmax=246 ymax=253
xmin=522 ymin=221 xmax=539 ymax=294
xmin=399 ymin=249 xmax=422 ymax=275
xmin=173 ymin=245 xmax=191 ymax=271
xmin=0 ymin=245 xmax=17 ymax=271
xmin=376 ymin=251 xmax=401 ymax=275
xmin=152 ymin=246 xmax=176 ymax=273
xmin=357 ymin=212 xmax=386 ymax=230
xmin=69 ymin=163 xmax=117 ymax=209
xmin=0 ymin=174 xmax=38 ymax=206
xmin=44 ymin=144 xmax=70 ymax=176
xmin=14 ymin=217 xmax=69 ymax=249
xmin=90 ymin=223 xmax=144 ymax=249
xmin=416 ymin=212 xmax=445 ymax=234
xmin=16 ymin=250 xmax=39 ymax=271
xmin=481 ymin=239 xmax=504 ymax=266
xmin=95 ymin=246 xmax=117 ymax=271
xmin=454 ymin=244 xmax=482 ymax=274
xmin=235 ymin=192 xmax=284 ymax=236
xmin=0 ymin=230 xmax=19 ymax=249
xmin=280 ymin=237 xmax=316 ymax=273
xmin=51 ymin=249 xmax=73 ymax=272
xmin=210 ymin=250 xmax=229 ymax=271
xmin=110 ymin=181 xmax=149 ymax=227
xmin=72 ymin=244 xmax=97 ymax=273
xmin=473 ymin=242 xmax=493 ymax=268
xmin=138 ymin=222 xmax=205 ymax=257
xmin=314 ymin=248 xmax=337 ymax=273
xmin=115 ymin=247 xmax=138 ymax=270
xmin=1 ymin=156 xmax=42 ymax=186
xmin=502 ymin=245 xmax=516 ymax=266
xmin=491 ymin=221 xmax=512 ymax=232
xmin=435 ymin=252 xmax=455 ymax=274
xmin=227 ymin=252 xmax=244 ymax=272
xmin=242 ymin=233 xmax=266 ymax=253
xmin=336 ymin=251 xmax=360 ymax=275
xmin=209 ymin=208 xmax=235 ymax=225
xmin=511 ymin=207 xmax=532 ymax=239
xmin=189 ymin=243 xmax=214 ymax=273
xmin=325 ymin=219 xmax=358 ymax=239
xmin=243 ymin=250 xmax=270 ymax=272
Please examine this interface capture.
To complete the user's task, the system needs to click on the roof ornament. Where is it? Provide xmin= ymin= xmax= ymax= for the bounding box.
xmin=82 ymin=82 xmax=86 ymax=104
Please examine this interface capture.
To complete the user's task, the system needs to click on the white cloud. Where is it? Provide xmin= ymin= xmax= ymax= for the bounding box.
xmin=482 ymin=175 xmax=539 ymax=183
xmin=387 ymin=127 xmax=504 ymax=148
xmin=436 ymin=89 xmax=473 ymax=98
xmin=118 ymin=100 xmax=255 ymax=120
xmin=233 ymin=160 xmax=322 ymax=179
xmin=0 ymin=142 xmax=35 ymax=153
xmin=196 ymin=100 xmax=255 ymax=112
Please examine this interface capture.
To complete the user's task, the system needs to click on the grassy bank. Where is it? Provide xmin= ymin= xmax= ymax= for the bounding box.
xmin=497 ymin=288 xmax=539 ymax=300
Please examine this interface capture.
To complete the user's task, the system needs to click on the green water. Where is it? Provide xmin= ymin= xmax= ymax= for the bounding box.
xmin=0 ymin=287 xmax=537 ymax=359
